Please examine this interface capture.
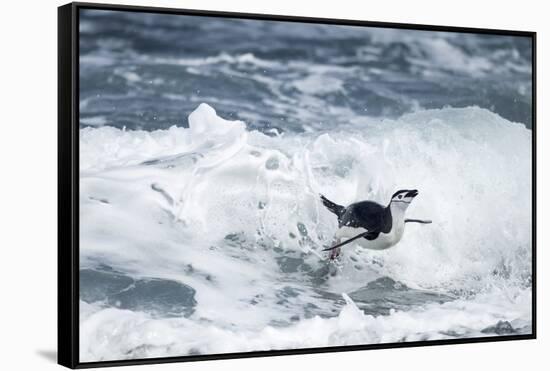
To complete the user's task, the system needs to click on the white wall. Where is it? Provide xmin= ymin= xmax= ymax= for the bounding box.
xmin=0 ymin=0 xmax=545 ymax=369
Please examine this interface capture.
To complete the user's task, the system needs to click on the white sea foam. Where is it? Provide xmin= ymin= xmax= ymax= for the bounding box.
xmin=137 ymin=52 xmax=281 ymax=70
xmin=79 ymin=103 xmax=532 ymax=361
xmin=293 ymin=75 xmax=344 ymax=95
xmin=80 ymin=288 xmax=531 ymax=362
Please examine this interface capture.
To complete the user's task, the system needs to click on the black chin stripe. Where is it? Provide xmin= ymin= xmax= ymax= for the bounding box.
xmin=392 ymin=200 xmax=411 ymax=204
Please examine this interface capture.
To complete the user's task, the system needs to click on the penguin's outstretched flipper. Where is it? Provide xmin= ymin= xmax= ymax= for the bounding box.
xmin=323 ymin=231 xmax=372 ymax=252
xmin=405 ymin=219 xmax=432 ymax=224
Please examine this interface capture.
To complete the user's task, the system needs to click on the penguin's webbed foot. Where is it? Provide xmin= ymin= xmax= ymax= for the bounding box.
xmin=328 ymin=246 xmax=341 ymax=260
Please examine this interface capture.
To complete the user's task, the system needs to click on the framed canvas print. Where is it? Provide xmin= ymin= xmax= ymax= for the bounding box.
xmin=58 ymin=2 xmax=536 ymax=368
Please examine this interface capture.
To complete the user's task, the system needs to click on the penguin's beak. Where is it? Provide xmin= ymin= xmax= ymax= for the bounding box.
xmin=406 ymin=189 xmax=419 ymax=198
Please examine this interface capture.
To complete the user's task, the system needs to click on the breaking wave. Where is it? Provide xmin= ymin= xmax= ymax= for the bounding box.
xmin=79 ymin=103 xmax=532 ymax=361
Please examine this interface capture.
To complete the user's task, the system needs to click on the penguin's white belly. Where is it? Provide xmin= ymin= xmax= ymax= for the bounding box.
xmin=335 ymin=224 xmax=405 ymax=251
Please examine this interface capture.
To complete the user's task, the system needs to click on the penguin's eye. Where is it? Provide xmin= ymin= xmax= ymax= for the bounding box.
xmin=398 ymin=195 xmax=403 ymax=199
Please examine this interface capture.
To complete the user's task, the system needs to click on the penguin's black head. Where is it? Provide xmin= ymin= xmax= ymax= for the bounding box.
xmin=390 ymin=189 xmax=418 ymax=205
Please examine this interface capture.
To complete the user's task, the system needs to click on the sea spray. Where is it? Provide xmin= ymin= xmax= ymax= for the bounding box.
xmin=79 ymin=103 xmax=532 ymax=361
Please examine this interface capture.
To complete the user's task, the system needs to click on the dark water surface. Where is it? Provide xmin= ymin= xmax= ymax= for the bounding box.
xmin=79 ymin=9 xmax=533 ymax=131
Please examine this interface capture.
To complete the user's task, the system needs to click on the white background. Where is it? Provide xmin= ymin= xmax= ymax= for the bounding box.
xmin=0 ymin=0 xmax=546 ymax=369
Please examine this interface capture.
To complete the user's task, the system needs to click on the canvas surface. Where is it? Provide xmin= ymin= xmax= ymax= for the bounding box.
xmin=77 ymin=8 xmax=533 ymax=362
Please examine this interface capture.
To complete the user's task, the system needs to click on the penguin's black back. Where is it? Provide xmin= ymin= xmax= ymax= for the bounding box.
xmin=339 ymin=201 xmax=392 ymax=234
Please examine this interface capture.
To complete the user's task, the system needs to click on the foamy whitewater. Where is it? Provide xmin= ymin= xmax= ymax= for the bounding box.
xmin=79 ymin=103 xmax=532 ymax=361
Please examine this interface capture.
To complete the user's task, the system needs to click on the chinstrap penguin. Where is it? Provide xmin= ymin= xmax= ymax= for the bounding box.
xmin=320 ymin=190 xmax=431 ymax=259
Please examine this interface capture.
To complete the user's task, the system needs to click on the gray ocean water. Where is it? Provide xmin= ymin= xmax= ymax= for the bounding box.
xmin=79 ymin=9 xmax=533 ymax=132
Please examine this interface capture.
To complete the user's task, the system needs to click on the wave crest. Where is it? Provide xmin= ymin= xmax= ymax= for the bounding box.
xmin=79 ymin=103 xmax=532 ymax=360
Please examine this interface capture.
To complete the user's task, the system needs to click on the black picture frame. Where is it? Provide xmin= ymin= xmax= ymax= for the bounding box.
xmin=58 ymin=2 xmax=537 ymax=368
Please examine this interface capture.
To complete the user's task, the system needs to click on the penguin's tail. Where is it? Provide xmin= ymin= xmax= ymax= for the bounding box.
xmin=320 ymin=194 xmax=345 ymax=217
